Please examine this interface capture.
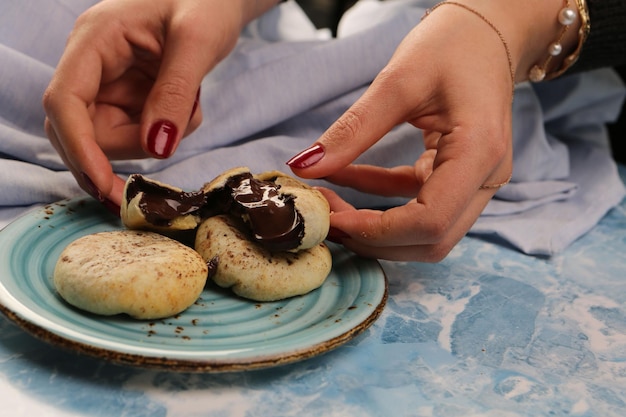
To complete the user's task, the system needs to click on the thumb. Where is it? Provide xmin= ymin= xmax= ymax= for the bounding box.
xmin=286 ymin=82 xmax=404 ymax=179
xmin=141 ymin=30 xmax=211 ymax=159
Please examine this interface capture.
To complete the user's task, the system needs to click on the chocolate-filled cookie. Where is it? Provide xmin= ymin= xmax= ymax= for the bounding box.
xmin=194 ymin=214 xmax=332 ymax=301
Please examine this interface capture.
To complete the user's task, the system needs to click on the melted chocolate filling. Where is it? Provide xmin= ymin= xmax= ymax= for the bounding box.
xmin=125 ymin=174 xmax=205 ymax=227
xmin=128 ymin=173 xmax=305 ymax=251
xmin=226 ymin=173 xmax=304 ymax=252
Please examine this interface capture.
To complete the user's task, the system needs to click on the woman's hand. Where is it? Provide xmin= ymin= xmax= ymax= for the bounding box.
xmin=287 ymin=1 xmax=553 ymax=262
xmin=43 ymin=0 xmax=278 ymax=209
xmin=290 ymin=0 xmax=582 ymax=262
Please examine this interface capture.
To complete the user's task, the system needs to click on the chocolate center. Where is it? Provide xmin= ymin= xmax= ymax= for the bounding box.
xmin=126 ymin=175 xmax=205 ymax=227
xmin=227 ymin=173 xmax=304 ymax=251
xmin=127 ymin=173 xmax=305 ymax=251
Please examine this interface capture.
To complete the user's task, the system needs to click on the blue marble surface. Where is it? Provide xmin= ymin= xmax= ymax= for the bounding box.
xmin=1 ymin=168 xmax=626 ymax=417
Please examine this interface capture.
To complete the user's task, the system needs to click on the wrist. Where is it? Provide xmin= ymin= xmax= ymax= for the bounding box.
xmin=507 ymin=0 xmax=587 ymax=82
xmin=527 ymin=0 xmax=589 ymax=81
xmin=452 ymin=0 xmax=584 ymax=83
xmin=515 ymin=0 xmax=583 ymax=82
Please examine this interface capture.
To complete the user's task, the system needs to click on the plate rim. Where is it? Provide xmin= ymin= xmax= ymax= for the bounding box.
xmin=0 ymin=197 xmax=388 ymax=373
xmin=0 ymin=286 xmax=387 ymax=372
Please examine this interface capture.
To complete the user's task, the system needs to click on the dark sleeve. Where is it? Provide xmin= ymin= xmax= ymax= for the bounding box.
xmin=571 ymin=0 xmax=626 ymax=72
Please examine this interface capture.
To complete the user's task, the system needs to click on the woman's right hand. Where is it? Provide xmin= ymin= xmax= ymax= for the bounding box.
xmin=43 ymin=0 xmax=279 ymax=209
xmin=288 ymin=0 xmax=583 ymax=261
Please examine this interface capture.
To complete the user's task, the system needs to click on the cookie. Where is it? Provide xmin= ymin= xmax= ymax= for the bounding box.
xmin=194 ymin=214 xmax=332 ymax=301
xmin=121 ymin=174 xmax=204 ymax=231
xmin=202 ymin=167 xmax=330 ymax=252
xmin=53 ymin=230 xmax=208 ymax=319
xmin=255 ymin=170 xmax=330 ymax=252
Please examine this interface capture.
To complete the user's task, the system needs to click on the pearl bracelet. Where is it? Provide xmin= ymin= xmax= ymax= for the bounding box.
xmin=529 ymin=0 xmax=590 ymax=82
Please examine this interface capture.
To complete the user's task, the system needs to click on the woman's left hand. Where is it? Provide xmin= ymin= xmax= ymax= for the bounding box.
xmin=287 ymin=4 xmax=516 ymax=261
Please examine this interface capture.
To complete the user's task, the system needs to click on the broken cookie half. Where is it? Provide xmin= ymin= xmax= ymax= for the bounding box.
xmin=121 ymin=174 xmax=205 ymax=232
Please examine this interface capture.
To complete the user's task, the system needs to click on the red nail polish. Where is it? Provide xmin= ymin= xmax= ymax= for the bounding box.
xmin=286 ymin=144 xmax=325 ymax=169
xmin=147 ymin=120 xmax=177 ymax=158
xmin=81 ymin=172 xmax=103 ymax=202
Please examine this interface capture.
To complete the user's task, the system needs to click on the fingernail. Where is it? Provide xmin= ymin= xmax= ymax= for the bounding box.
xmin=102 ymin=198 xmax=121 ymax=218
xmin=81 ymin=172 xmax=120 ymax=216
xmin=286 ymin=143 xmax=325 ymax=169
xmin=147 ymin=120 xmax=177 ymax=158
xmin=81 ymin=172 xmax=103 ymax=202
xmin=326 ymin=226 xmax=350 ymax=244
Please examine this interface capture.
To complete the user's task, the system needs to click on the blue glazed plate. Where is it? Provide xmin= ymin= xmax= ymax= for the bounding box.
xmin=0 ymin=197 xmax=387 ymax=372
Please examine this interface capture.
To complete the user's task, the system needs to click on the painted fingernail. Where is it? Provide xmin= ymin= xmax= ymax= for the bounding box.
xmin=81 ymin=172 xmax=120 ymax=216
xmin=81 ymin=172 xmax=103 ymax=202
xmin=147 ymin=120 xmax=177 ymax=158
xmin=286 ymin=143 xmax=325 ymax=169
xmin=326 ymin=226 xmax=350 ymax=244
xmin=102 ymin=198 xmax=121 ymax=218
xmin=189 ymin=88 xmax=201 ymax=121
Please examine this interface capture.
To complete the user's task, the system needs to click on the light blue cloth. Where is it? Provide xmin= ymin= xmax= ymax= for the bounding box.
xmin=0 ymin=0 xmax=624 ymax=256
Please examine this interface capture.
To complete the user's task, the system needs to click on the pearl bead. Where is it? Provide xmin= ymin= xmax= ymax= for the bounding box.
xmin=549 ymin=42 xmax=563 ymax=56
xmin=529 ymin=65 xmax=546 ymax=82
xmin=529 ymin=2 xmax=581 ymax=82
xmin=558 ymin=7 xmax=577 ymax=26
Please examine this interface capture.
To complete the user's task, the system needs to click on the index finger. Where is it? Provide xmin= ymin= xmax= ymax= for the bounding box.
xmin=290 ymin=64 xmax=425 ymax=179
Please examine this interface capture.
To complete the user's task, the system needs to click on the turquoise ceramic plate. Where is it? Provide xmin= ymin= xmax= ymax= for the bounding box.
xmin=0 ymin=198 xmax=387 ymax=372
